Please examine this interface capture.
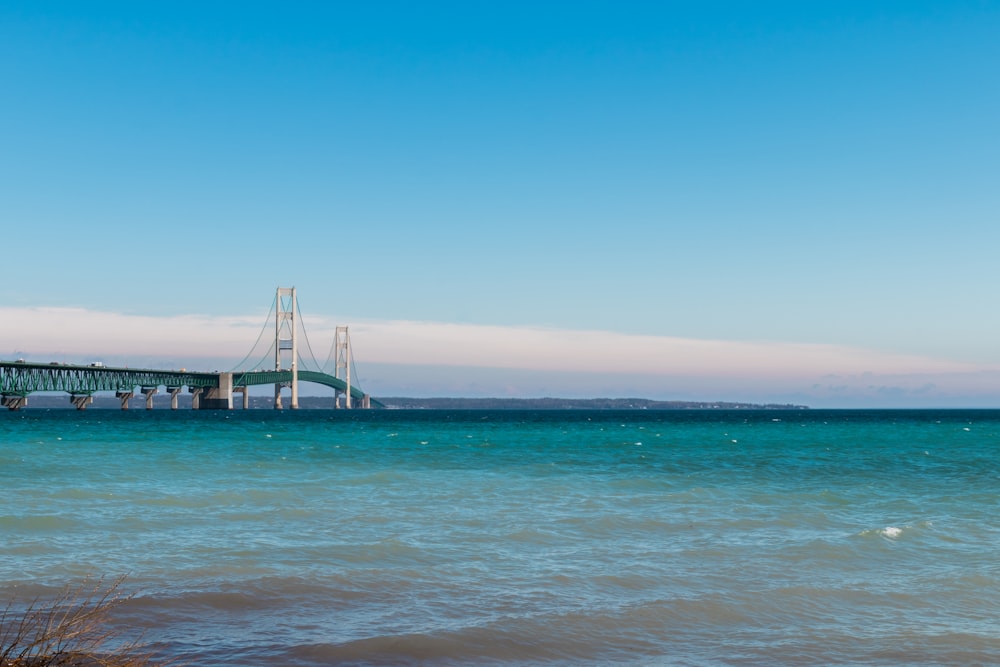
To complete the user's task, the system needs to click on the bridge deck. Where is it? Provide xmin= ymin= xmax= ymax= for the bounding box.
xmin=0 ymin=361 xmax=374 ymax=409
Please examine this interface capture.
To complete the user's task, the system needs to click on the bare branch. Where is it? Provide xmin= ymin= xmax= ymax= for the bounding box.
xmin=0 ymin=577 xmax=166 ymax=667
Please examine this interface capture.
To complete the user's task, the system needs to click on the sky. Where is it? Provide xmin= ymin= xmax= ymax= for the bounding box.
xmin=2 ymin=1 xmax=999 ymax=407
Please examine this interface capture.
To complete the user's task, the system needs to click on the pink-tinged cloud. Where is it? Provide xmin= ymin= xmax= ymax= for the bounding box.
xmin=348 ymin=320 xmax=978 ymax=379
xmin=5 ymin=307 xmax=1000 ymax=406
xmin=0 ymin=307 xmax=265 ymax=361
xmin=0 ymin=307 xmax=983 ymax=381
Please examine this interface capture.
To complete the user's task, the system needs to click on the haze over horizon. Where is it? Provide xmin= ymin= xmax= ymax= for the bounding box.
xmin=3 ymin=2 xmax=999 ymax=408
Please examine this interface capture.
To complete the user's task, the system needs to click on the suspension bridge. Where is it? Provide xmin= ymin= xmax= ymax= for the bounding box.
xmin=0 ymin=288 xmax=379 ymax=410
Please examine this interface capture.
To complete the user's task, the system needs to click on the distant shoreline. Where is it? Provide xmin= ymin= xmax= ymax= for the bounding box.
xmin=5 ymin=395 xmax=808 ymax=410
xmin=376 ymin=397 xmax=809 ymax=410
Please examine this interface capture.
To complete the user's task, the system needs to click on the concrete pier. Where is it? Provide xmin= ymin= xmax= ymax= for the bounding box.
xmin=234 ymin=385 xmax=249 ymax=409
xmin=116 ymin=391 xmax=134 ymax=410
xmin=200 ymin=372 xmax=233 ymax=410
xmin=2 ymin=395 xmax=27 ymax=410
xmin=167 ymin=386 xmax=182 ymax=410
xmin=70 ymin=394 xmax=93 ymax=410
xmin=141 ymin=386 xmax=158 ymax=409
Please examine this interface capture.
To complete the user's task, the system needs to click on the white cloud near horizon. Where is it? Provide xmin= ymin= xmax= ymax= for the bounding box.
xmin=0 ymin=305 xmax=986 ymax=381
xmin=350 ymin=320 xmax=980 ymax=379
xmin=5 ymin=305 xmax=1000 ymax=406
xmin=0 ymin=307 xmax=266 ymax=363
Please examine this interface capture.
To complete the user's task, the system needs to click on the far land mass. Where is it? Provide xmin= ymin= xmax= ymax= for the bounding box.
xmin=17 ymin=395 xmax=808 ymax=410
xmin=375 ymin=397 xmax=807 ymax=410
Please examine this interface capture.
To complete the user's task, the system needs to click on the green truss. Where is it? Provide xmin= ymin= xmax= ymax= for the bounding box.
xmin=0 ymin=361 xmax=218 ymax=397
xmin=1 ymin=361 xmax=379 ymax=406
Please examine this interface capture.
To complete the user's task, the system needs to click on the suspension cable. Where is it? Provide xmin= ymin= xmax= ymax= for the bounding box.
xmin=349 ymin=337 xmax=366 ymax=392
xmin=229 ymin=294 xmax=277 ymax=372
xmin=228 ymin=291 xmax=369 ymax=394
xmin=247 ymin=341 xmax=278 ymax=374
xmin=320 ymin=330 xmax=338 ymax=374
xmin=293 ymin=294 xmax=324 ymax=373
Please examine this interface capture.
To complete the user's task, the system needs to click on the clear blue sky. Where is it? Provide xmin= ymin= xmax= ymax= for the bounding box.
xmin=3 ymin=2 xmax=999 ymax=405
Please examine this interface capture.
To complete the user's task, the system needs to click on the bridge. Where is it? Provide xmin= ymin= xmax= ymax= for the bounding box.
xmin=0 ymin=288 xmax=379 ymax=410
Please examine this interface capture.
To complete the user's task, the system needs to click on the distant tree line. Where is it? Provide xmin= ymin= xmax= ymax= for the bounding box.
xmin=376 ymin=397 xmax=808 ymax=410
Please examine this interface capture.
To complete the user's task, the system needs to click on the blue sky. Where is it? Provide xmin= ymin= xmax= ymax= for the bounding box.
xmin=2 ymin=1 xmax=999 ymax=406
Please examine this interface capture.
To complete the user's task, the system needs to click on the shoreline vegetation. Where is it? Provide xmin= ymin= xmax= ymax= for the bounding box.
xmin=0 ymin=577 xmax=162 ymax=667
xmin=377 ymin=397 xmax=808 ymax=410
xmin=4 ymin=395 xmax=808 ymax=410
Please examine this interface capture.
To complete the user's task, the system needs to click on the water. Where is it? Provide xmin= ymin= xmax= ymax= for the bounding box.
xmin=2 ymin=409 xmax=1000 ymax=665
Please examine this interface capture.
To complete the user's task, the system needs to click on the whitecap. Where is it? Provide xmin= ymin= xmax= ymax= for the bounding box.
xmin=882 ymin=526 xmax=902 ymax=539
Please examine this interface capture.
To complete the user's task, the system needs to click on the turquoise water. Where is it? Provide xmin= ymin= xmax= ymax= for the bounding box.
xmin=2 ymin=409 xmax=1000 ymax=665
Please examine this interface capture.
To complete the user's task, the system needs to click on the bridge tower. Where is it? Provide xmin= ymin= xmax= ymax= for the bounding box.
xmin=334 ymin=326 xmax=352 ymax=409
xmin=274 ymin=286 xmax=299 ymax=409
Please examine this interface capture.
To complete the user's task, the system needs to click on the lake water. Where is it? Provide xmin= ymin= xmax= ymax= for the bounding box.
xmin=2 ymin=409 xmax=1000 ymax=665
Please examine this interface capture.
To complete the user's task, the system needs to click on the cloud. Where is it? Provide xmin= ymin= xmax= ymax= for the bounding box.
xmin=2 ymin=306 xmax=997 ymax=406
xmin=0 ymin=307 xmax=265 ymax=361
xmin=349 ymin=319 xmax=978 ymax=378
xmin=0 ymin=306 xmax=982 ymax=376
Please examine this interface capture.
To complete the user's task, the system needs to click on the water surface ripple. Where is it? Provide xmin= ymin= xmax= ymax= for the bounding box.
xmin=2 ymin=409 xmax=999 ymax=665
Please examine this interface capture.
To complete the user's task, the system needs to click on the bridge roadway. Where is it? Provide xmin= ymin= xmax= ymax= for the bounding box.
xmin=0 ymin=360 xmax=373 ymax=410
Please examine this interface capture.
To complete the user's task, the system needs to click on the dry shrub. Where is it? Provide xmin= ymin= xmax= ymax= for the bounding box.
xmin=0 ymin=576 xmax=162 ymax=667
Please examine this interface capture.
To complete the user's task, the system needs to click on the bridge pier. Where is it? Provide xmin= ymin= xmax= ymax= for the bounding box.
xmin=234 ymin=386 xmax=249 ymax=409
xmin=116 ymin=391 xmax=134 ymax=410
xmin=190 ymin=387 xmax=203 ymax=410
xmin=141 ymin=386 xmax=158 ymax=410
xmin=167 ymin=386 xmax=182 ymax=410
xmin=199 ymin=372 xmax=233 ymax=409
xmin=70 ymin=394 xmax=93 ymax=410
xmin=2 ymin=395 xmax=27 ymax=411
xmin=334 ymin=389 xmax=367 ymax=409
xmin=273 ymin=383 xmax=299 ymax=409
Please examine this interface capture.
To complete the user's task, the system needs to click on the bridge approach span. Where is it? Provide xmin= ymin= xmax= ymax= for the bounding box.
xmin=0 ymin=361 xmax=374 ymax=410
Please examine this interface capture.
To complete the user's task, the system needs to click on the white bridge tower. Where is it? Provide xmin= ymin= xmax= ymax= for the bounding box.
xmin=274 ymin=286 xmax=299 ymax=409
xmin=334 ymin=325 xmax=352 ymax=409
